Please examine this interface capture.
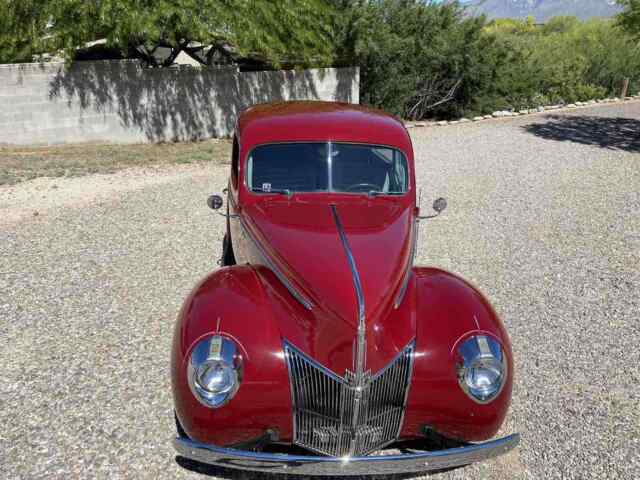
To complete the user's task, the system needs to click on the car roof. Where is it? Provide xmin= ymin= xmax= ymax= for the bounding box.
xmin=236 ymin=101 xmax=413 ymax=155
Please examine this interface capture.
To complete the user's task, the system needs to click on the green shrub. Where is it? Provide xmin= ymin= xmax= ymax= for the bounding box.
xmin=335 ymin=0 xmax=493 ymax=119
xmin=337 ymin=2 xmax=640 ymax=118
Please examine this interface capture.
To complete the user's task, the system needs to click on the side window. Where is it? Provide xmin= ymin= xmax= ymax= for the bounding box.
xmin=231 ymin=135 xmax=239 ymax=188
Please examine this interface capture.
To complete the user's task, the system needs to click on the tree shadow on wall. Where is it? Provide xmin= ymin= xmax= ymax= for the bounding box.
xmin=47 ymin=61 xmax=357 ymax=142
xmin=522 ymin=115 xmax=640 ymax=153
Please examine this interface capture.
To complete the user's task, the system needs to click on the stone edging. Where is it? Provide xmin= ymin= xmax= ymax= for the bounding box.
xmin=404 ymin=95 xmax=640 ymax=129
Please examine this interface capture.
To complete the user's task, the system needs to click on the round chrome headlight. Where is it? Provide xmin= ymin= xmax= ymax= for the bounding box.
xmin=195 ymin=360 xmax=237 ymax=395
xmin=456 ymin=335 xmax=507 ymax=404
xmin=188 ymin=335 xmax=243 ymax=408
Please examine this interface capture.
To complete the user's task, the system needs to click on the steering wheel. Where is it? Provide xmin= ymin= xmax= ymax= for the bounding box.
xmin=345 ymin=183 xmax=380 ymax=192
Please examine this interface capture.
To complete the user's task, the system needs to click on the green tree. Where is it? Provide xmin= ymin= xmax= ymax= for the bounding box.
xmin=617 ymin=0 xmax=640 ymax=37
xmin=0 ymin=0 xmax=47 ymax=63
xmin=540 ymin=16 xmax=580 ymax=34
xmin=570 ymin=19 xmax=640 ymax=96
xmin=335 ymin=0 xmax=493 ymax=119
xmin=0 ymin=0 xmax=336 ymax=67
xmin=481 ymin=16 xmax=639 ymax=108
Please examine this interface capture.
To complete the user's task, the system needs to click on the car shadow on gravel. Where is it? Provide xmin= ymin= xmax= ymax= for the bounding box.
xmin=175 ymin=456 xmax=458 ymax=479
xmin=522 ymin=115 xmax=640 ymax=153
xmin=175 ymin=436 xmax=464 ymax=479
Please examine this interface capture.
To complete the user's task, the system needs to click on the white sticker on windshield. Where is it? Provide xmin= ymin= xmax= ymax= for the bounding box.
xmin=262 ymin=183 xmax=271 ymax=192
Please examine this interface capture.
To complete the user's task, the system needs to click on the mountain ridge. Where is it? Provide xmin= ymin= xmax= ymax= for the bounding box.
xmin=465 ymin=0 xmax=623 ymax=22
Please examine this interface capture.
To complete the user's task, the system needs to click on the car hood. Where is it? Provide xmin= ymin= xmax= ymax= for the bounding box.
xmin=243 ymin=198 xmax=416 ymax=374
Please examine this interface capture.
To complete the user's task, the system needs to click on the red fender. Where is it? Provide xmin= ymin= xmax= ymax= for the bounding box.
xmin=401 ymin=267 xmax=514 ymax=442
xmin=171 ymin=265 xmax=293 ymax=445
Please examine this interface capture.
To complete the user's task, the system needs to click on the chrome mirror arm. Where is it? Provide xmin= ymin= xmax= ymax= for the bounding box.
xmin=417 ymin=196 xmax=447 ymax=221
xmin=417 ymin=213 xmax=440 ymax=221
xmin=216 ymin=211 xmax=240 ymax=219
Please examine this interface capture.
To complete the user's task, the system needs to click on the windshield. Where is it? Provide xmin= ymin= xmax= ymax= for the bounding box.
xmin=246 ymin=142 xmax=408 ymax=195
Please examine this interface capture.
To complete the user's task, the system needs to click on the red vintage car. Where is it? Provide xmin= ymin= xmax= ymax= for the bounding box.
xmin=171 ymin=101 xmax=519 ymax=476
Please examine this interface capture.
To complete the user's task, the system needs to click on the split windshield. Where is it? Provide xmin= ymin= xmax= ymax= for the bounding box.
xmin=246 ymin=142 xmax=408 ymax=195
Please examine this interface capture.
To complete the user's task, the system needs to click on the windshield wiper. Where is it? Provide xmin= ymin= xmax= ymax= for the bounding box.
xmin=251 ymin=187 xmax=293 ymax=196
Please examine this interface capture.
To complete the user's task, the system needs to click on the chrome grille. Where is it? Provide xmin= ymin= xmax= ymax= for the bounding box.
xmin=284 ymin=341 xmax=414 ymax=457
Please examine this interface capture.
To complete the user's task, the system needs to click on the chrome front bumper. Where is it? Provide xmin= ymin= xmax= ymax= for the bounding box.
xmin=173 ymin=433 xmax=520 ymax=476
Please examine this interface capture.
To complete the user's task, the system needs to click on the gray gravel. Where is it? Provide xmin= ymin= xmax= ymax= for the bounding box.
xmin=1 ymin=102 xmax=639 ymax=479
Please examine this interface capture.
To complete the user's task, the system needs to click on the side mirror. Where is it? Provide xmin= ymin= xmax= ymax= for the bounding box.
xmin=207 ymin=194 xmax=223 ymax=210
xmin=417 ymin=196 xmax=447 ymax=220
xmin=432 ymin=197 xmax=447 ymax=214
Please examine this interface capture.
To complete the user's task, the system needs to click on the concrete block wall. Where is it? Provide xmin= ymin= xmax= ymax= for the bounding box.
xmin=0 ymin=61 xmax=359 ymax=145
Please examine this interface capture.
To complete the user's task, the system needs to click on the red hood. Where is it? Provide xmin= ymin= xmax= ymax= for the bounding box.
xmin=244 ymin=197 xmax=416 ymax=373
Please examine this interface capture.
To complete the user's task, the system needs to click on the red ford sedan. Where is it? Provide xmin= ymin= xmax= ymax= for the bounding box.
xmin=171 ymin=101 xmax=518 ymax=476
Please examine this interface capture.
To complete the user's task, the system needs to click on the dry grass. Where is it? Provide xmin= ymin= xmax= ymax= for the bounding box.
xmin=0 ymin=139 xmax=231 ymax=185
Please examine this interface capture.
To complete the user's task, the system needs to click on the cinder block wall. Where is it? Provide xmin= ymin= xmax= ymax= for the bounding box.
xmin=0 ymin=61 xmax=359 ymax=145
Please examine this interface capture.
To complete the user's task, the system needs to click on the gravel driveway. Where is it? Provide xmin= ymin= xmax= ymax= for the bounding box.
xmin=1 ymin=102 xmax=639 ymax=479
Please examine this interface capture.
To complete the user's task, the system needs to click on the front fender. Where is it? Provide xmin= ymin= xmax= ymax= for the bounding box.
xmin=401 ymin=267 xmax=514 ymax=442
xmin=171 ymin=265 xmax=292 ymax=446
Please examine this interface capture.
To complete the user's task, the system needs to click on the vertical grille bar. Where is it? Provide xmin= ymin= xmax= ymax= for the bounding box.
xmin=284 ymin=341 xmax=414 ymax=457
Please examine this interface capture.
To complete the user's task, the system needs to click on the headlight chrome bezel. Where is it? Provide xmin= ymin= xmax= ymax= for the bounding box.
xmin=456 ymin=334 xmax=507 ymax=404
xmin=188 ymin=335 xmax=243 ymax=408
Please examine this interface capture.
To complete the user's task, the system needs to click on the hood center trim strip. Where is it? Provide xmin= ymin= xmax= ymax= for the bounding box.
xmin=330 ymin=205 xmax=368 ymax=455
xmin=330 ymin=205 xmax=365 ymax=332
